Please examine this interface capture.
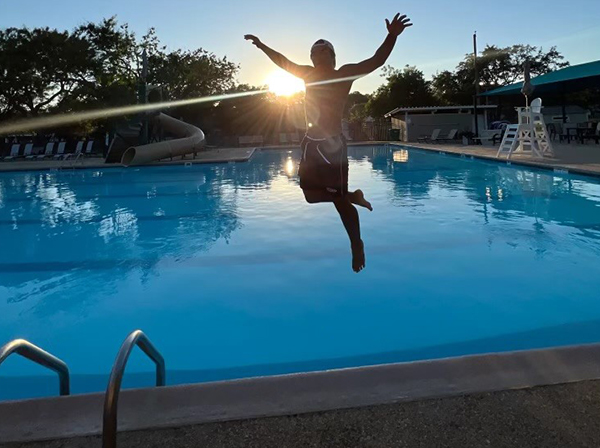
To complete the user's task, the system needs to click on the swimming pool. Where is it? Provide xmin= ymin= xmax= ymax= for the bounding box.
xmin=2 ymin=145 xmax=600 ymax=401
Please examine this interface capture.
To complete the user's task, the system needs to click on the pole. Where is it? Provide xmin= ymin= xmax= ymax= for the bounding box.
xmin=139 ymin=49 xmax=149 ymax=145
xmin=473 ymin=32 xmax=480 ymax=138
xmin=561 ymin=83 xmax=567 ymax=124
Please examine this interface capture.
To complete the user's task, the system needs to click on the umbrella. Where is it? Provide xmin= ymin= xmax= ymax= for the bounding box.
xmin=521 ymin=60 xmax=535 ymax=107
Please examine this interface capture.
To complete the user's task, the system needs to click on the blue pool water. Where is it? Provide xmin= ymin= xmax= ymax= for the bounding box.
xmin=2 ymin=145 xmax=600 ymax=401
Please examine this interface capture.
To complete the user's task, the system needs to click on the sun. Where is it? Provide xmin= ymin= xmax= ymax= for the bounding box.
xmin=265 ymin=70 xmax=305 ymax=97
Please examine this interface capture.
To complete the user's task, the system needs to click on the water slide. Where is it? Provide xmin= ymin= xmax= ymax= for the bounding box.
xmin=119 ymin=113 xmax=206 ymax=166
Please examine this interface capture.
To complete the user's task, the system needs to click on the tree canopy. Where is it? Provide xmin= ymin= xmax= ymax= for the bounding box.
xmin=351 ymin=44 xmax=571 ymax=120
xmin=431 ymin=44 xmax=569 ymax=105
xmin=0 ymin=22 xmax=581 ymax=140
xmin=0 ymin=17 xmax=239 ymax=127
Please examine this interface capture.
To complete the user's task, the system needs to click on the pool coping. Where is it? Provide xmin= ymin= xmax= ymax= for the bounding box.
xmin=0 ymin=148 xmax=256 ymax=173
xmin=4 ymin=141 xmax=599 ymax=181
xmin=2 ymin=342 xmax=600 ymax=443
xmin=390 ymin=142 xmax=600 ymax=179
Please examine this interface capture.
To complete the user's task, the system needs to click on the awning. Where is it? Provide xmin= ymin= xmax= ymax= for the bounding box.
xmin=481 ymin=60 xmax=600 ymax=96
xmin=385 ymin=105 xmax=497 ymax=118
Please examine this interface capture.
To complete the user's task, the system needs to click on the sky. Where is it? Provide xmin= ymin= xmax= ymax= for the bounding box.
xmin=1 ymin=0 xmax=599 ymax=95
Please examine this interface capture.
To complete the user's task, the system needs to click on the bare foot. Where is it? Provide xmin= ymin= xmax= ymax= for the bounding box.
xmin=352 ymin=240 xmax=366 ymax=273
xmin=350 ymin=189 xmax=373 ymax=211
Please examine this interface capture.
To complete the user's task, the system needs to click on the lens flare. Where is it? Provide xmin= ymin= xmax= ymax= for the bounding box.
xmin=0 ymin=73 xmax=367 ymax=136
xmin=0 ymin=90 xmax=269 ymax=135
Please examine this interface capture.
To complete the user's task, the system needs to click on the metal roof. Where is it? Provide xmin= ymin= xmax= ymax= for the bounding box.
xmin=481 ymin=60 xmax=600 ymax=96
xmin=385 ymin=105 xmax=497 ymax=117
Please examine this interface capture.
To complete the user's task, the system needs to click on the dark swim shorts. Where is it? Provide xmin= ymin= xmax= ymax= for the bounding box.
xmin=298 ymin=134 xmax=348 ymax=197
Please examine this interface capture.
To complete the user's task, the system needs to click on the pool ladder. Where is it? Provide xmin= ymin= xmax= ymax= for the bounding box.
xmin=0 ymin=329 xmax=165 ymax=448
xmin=0 ymin=339 xmax=70 ymax=396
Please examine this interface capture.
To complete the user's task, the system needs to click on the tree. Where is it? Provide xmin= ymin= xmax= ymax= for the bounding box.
xmin=148 ymin=49 xmax=238 ymax=100
xmin=210 ymin=85 xmax=308 ymax=141
xmin=432 ymin=44 xmax=569 ymax=105
xmin=365 ymin=65 xmax=435 ymax=117
xmin=430 ymin=70 xmax=467 ymax=105
xmin=344 ymin=91 xmax=370 ymax=121
xmin=0 ymin=27 xmax=92 ymax=119
xmin=147 ymin=46 xmax=239 ymax=128
xmin=67 ymin=17 xmax=141 ymax=110
xmin=0 ymin=17 xmax=243 ymax=137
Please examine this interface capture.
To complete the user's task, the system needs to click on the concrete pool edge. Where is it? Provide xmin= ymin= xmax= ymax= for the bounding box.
xmin=5 ymin=142 xmax=599 ymax=180
xmin=392 ymin=141 xmax=600 ymax=179
xmin=0 ymin=148 xmax=256 ymax=173
xmin=2 ymin=342 xmax=600 ymax=444
xmin=256 ymin=141 xmax=600 ymax=179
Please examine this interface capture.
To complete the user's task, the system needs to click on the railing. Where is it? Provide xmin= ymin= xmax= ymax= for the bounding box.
xmin=0 ymin=339 xmax=70 ymax=396
xmin=102 ymin=330 xmax=165 ymax=448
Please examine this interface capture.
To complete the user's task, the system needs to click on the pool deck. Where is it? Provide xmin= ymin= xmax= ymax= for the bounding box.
xmin=0 ymin=147 xmax=256 ymax=172
xmin=9 ymin=380 xmax=600 ymax=448
xmin=3 ymin=343 xmax=600 ymax=447
xmin=2 ymin=141 xmax=599 ymax=177
xmin=401 ymin=141 xmax=600 ymax=177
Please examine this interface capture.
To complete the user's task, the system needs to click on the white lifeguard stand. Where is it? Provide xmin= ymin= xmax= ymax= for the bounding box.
xmin=497 ymin=98 xmax=554 ymax=159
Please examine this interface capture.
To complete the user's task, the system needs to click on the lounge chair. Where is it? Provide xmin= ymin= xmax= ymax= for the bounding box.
xmin=63 ymin=141 xmax=84 ymax=160
xmin=36 ymin=142 xmax=55 ymax=159
xmin=23 ymin=143 xmax=35 ymax=160
xmin=279 ymin=133 xmax=288 ymax=145
xmin=417 ymin=129 xmax=441 ymax=143
xmin=52 ymin=141 xmax=67 ymax=160
xmin=547 ymin=123 xmax=557 ymax=141
xmin=472 ymin=129 xmax=504 ymax=146
xmin=291 ymin=133 xmax=300 ymax=144
xmin=3 ymin=143 xmax=21 ymax=161
xmin=238 ymin=135 xmax=264 ymax=146
xmin=582 ymin=123 xmax=600 ymax=145
xmin=3 ymin=144 xmax=21 ymax=161
xmin=84 ymin=140 xmax=94 ymax=156
xmin=238 ymin=136 xmax=251 ymax=146
xmin=436 ymin=129 xmax=458 ymax=143
xmin=548 ymin=123 xmax=571 ymax=143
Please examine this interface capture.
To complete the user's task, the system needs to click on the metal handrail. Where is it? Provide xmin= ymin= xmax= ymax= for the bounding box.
xmin=0 ymin=339 xmax=70 ymax=396
xmin=102 ymin=330 xmax=165 ymax=448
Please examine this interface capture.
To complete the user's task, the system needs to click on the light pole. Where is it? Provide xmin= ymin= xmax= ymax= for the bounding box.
xmin=473 ymin=31 xmax=480 ymax=138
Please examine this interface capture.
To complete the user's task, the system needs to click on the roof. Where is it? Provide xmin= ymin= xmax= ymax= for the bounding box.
xmin=384 ymin=105 xmax=497 ymax=117
xmin=482 ymin=60 xmax=600 ymax=96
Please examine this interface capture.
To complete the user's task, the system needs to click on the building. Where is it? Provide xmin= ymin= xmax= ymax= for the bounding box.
xmin=481 ymin=60 xmax=600 ymax=125
xmin=384 ymin=105 xmax=497 ymax=142
xmin=542 ymin=106 xmax=590 ymax=125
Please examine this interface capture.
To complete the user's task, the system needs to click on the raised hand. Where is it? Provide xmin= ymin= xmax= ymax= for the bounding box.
xmin=385 ymin=14 xmax=413 ymax=37
xmin=244 ymin=34 xmax=263 ymax=48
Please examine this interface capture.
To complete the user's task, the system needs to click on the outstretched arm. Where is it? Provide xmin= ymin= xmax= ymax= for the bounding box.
xmin=338 ymin=14 xmax=412 ymax=79
xmin=244 ymin=35 xmax=313 ymax=79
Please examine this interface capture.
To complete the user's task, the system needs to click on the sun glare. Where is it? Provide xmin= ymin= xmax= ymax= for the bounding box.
xmin=265 ymin=70 xmax=305 ymax=97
